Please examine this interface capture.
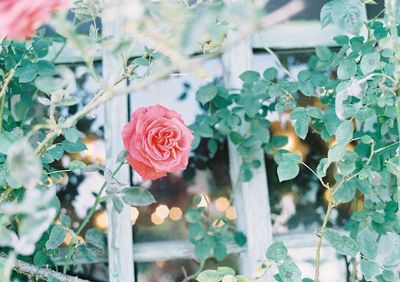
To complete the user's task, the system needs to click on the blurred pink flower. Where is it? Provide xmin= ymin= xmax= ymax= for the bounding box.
xmin=0 ymin=0 xmax=70 ymax=40
xmin=122 ymin=104 xmax=194 ymax=181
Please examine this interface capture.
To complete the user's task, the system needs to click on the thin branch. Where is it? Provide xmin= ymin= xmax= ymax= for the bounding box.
xmin=257 ymin=33 xmax=295 ymax=80
xmin=8 ymin=257 xmax=89 ymax=282
xmin=181 ymin=260 xmax=206 ymax=282
xmin=0 ymin=68 xmax=15 ymax=100
xmin=63 ymin=161 xmax=126 ymax=272
xmin=301 ymin=162 xmax=330 ymax=189
xmin=314 ymin=194 xmax=334 ymax=282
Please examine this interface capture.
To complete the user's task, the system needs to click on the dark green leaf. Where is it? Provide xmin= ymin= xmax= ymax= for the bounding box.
xmin=266 ymin=241 xmax=288 ymax=261
xmin=213 ymin=242 xmax=227 ymax=261
xmin=197 ymin=85 xmax=218 ymax=105
xmin=61 ymin=140 xmax=87 ymax=153
xmin=239 ymin=70 xmax=260 ymax=83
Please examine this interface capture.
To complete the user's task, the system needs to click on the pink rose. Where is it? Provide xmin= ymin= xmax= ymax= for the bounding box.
xmin=122 ymin=104 xmax=194 ymax=181
xmin=0 ymin=0 xmax=70 ymax=40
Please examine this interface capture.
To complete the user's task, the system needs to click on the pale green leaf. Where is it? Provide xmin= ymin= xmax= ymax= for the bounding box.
xmin=277 ymin=162 xmax=299 ymax=182
xmin=121 ymin=187 xmax=155 ymax=206
xmin=325 ymin=229 xmax=358 ymax=257
xmin=46 ymin=225 xmax=67 ymax=250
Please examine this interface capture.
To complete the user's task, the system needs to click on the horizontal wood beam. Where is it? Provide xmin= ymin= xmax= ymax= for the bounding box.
xmin=49 ymin=21 xmax=341 ymax=64
xmin=50 ymin=231 xmax=332 ymax=265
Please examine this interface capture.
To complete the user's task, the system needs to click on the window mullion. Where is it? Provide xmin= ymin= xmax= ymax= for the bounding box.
xmin=102 ymin=0 xmax=135 ymax=281
xmin=222 ymin=34 xmax=274 ymax=281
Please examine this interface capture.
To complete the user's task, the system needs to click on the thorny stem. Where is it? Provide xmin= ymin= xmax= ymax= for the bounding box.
xmin=314 ymin=191 xmax=334 ymax=282
xmin=63 ymin=161 xmax=126 ymax=274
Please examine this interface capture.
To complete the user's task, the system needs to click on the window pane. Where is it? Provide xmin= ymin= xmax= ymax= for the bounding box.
xmin=137 ymin=255 xmax=239 ymax=282
xmin=129 ymin=58 xmax=235 ymax=243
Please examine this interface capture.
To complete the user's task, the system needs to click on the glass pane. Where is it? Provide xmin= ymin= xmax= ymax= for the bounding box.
xmin=137 ymin=255 xmax=239 ymax=282
xmin=129 ymin=58 xmax=236 ymax=243
xmin=266 ymin=0 xmax=331 ymax=21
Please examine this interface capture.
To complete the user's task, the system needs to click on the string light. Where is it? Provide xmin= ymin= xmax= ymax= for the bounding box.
xmin=155 ymin=205 xmax=169 ymax=219
xmin=169 ymin=207 xmax=183 ymax=221
xmin=130 ymin=207 xmax=139 ymax=225
xmin=93 ymin=210 xmax=108 ymax=231
xmin=151 ymin=212 xmax=165 ymax=225
xmin=215 ymin=197 xmax=230 ymax=212
xmin=225 ymin=206 xmax=237 ymax=220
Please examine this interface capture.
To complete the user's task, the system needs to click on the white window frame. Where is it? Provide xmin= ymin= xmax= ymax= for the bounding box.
xmin=50 ymin=2 xmax=368 ymax=281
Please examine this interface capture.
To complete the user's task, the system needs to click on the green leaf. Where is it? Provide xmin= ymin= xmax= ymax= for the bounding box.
xmin=117 ymin=149 xmax=129 ymax=163
xmin=7 ymin=140 xmax=42 ymax=189
xmin=327 ymin=144 xmax=346 ymax=162
xmin=263 ymin=67 xmax=278 ymax=81
xmin=360 ymin=52 xmax=380 ymax=75
xmin=0 ymin=132 xmax=18 ymax=154
xmin=277 ymin=162 xmax=299 ymax=182
xmin=333 ymin=35 xmax=349 ymax=45
xmin=320 ymin=1 xmax=334 ymax=28
xmin=335 ymin=120 xmax=353 ymax=145
xmin=47 ymin=146 xmax=64 ymax=161
xmin=239 ymin=70 xmax=260 ymax=83
xmin=59 ymin=214 xmax=71 ymax=228
xmin=189 ymin=223 xmax=206 ymax=241
xmin=60 ymin=140 xmax=87 ymax=153
xmin=241 ymin=168 xmax=253 ymax=182
xmin=213 ymin=242 xmax=227 ymax=261
xmin=234 ymin=232 xmax=247 ymax=246
xmin=337 ymin=60 xmax=357 ymax=80
xmin=207 ymin=139 xmax=218 ymax=158
xmin=120 ymin=187 xmax=155 ymax=206
xmin=64 ymin=127 xmax=84 ymax=143
xmin=324 ymin=229 xmax=358 ymax=257
xmin=196 ymin=270 xmax=224 ymax=282
xmin=68 ymin=160 xmax=86 ymax=170
xmin=331 ymin=0 xmax=364 ymax=34
xmin=332 ymin=181 xmax=355 ymax=204
xmin=46 ymin=225 xmax=67 ymax=250
xmin=294 ymin=117 xmax=309 ymax=140
xmin=281 ymin=152 xmax=302 ymax=164
xmin=217 ymin=267 xmax=235 ymax=276
xmin=272 ymin=136 xmax=288 ymax=147
xmin=360 ymin=259 xmax=381 ymax=281
xmin=266 ymin=241 xmax=288 ymax=261
xmin=33 ymin=250 xmax=50 ymax=267
xmin=112 ymin=195 xmax=124 ymax=213
xmin=35 ymin=75 xmax=60 ymax=94
xmin=19 ymin=66 xmax=38 ymax=83
xmin=357 ymin=227 xmax=378 ymax=260
xmin=196 ymin=85 xmax=218 ymax=105
xmin=85 ymin=228 xmax=106 ymax=249
xmin=194 ymin=238 xmax=213 ymax=261
xmin=277 ymin=261 xmax=302 ymax=282
xmin=229 ymin=132 xmax=243 ymax=145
